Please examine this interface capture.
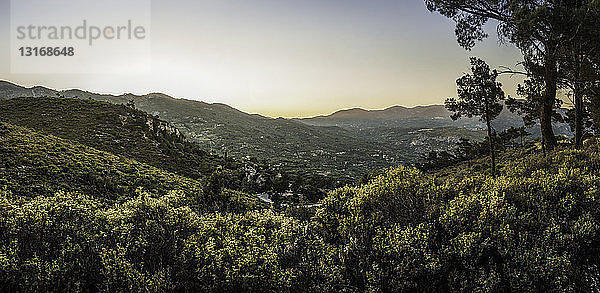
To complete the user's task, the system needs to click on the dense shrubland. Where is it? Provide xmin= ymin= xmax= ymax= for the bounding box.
xmin=3 ymin=117 xmax=600 ymax=291
xmin=0 ymin=191 xmax=335 ymax=292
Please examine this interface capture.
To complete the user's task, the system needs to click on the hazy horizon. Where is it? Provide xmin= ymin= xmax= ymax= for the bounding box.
xmin=0 ymin=0 xmax=525 ymax=117
xmin=2 ymin=79 xmax=458 ymax=119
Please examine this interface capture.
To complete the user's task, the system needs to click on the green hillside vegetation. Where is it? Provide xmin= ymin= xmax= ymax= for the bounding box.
xmin=0 ymin=122 xmax=260 ymax=212
xmin=2 ymin=123 xmax=600 ymax=291
xmin=0 ymin=97 xmax=235 ymax=183
xmin=0 ymin=97 xmax=336 ymax=201
xmin=315 ymin=146 xmax=600 ymax=291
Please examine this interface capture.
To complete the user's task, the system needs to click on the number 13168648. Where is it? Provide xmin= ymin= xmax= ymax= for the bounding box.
xmin=19 ymin=47 xmax=75 ymax=57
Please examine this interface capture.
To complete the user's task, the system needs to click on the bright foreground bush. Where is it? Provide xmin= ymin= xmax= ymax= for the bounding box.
xmin=313 ymin=148 xmax=600 ymax=292
xmin=2 ymin=146 xmax=600 ymax=292
xmin=0 ymin=189 xmax=339 ymax=292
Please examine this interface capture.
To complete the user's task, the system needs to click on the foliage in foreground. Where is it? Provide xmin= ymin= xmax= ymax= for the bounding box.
xmin=315 ymin=147 xmax=600 ymax=291
xmin=2 ymin=122 xmax=600 ymax=291
xmin=0 ymin=191 xmax=336 ymax=292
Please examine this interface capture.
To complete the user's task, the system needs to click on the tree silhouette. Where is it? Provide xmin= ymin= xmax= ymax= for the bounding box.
xmin=425 ymin=0 xmax=600 ymax=151
xmin=446 ymin=58 xmax=504 ymax=176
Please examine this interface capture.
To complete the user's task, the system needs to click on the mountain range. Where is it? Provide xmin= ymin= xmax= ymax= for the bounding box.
xmin=310 ymin=105 xmax=451 ymax=119
xmin=0 ymin=80 xmax=571 ymax=182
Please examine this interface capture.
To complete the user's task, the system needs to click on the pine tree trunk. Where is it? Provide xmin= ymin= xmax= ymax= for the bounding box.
xmin=541 ymin=49 xmax=558 ymax=151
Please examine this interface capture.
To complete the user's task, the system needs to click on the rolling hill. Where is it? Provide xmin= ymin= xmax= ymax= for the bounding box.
xmin=0 ymin=97 xmax=220 ymax=180
xmin=0 ymin=121 xmax=260 ymax=211
xmin=0 ymin=97 xmax=348 ymax=202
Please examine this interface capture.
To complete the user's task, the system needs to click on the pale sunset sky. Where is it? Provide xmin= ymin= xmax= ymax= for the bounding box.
xmin=0 ymin=0 xmax=525 ymax=117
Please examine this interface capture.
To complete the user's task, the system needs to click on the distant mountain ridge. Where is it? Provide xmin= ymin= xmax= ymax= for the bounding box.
xmin=0 ymin=80 xmax=58 ymax=98
xmin=0 ymin=80 xmax=451 ymax=120
xmin=314 ymin=105 xmax=451 ymax=120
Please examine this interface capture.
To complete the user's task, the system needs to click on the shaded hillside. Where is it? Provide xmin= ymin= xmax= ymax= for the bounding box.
xmin=0 ymin=122 xmax=260 ymax=211
xmin=0 ymin=97 xmax=221 ymax=181
xmin=0 ymin=80 xmax=571 ymax=180
xmin=60 ymin=90 xmax=402 ymax=179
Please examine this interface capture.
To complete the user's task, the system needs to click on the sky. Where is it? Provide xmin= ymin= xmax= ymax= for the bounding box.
xmin=0 ymin=0 xmax=525 ymax=118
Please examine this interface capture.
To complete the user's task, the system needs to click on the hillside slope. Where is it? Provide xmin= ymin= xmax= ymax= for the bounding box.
xmin=0 ymin=97 xmax=222 ymax=180
xmin=0 ymin=122 xmax=260 ymax=211
xmin=0 ymin=97 xmax=312 ymax=196
xmin=59 ymin=91 xmax=402 ymax=179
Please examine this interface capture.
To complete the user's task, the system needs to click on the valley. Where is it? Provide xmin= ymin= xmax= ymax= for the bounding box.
xmin=0 ymin=80 xmax=570 ymax=186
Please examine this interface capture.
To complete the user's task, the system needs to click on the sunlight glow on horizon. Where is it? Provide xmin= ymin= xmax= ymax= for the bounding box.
xmin=0 ymin=0 xmax=525 ymax=118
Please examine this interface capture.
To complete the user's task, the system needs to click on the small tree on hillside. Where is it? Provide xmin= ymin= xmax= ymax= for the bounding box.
xmin=446 ymin=57 xmax=505 ymax=176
